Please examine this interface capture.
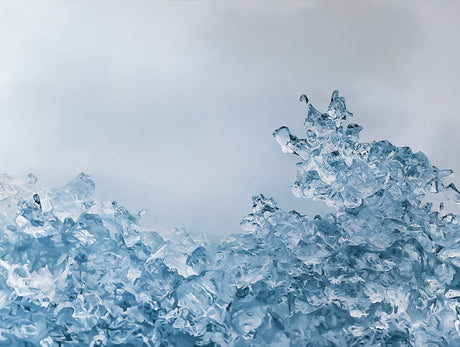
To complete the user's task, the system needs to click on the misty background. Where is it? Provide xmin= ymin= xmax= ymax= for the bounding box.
xmin=0 ymin=1 xmax=459 ymax=241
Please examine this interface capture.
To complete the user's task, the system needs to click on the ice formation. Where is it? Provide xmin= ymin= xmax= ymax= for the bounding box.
xmin=1 ymin=91 xmax=460 ymax=346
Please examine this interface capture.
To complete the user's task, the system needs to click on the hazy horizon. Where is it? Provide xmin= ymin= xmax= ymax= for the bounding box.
xmin=1 ymin=1 xmax=459 ymax=240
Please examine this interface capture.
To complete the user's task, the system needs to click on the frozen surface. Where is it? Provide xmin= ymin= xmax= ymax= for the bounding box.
xmin=1 ymin=92 xmax=460 ymax=346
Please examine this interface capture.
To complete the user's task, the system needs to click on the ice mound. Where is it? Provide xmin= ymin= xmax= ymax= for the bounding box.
xmin=1 ymin=92 xmax=460 ymax=346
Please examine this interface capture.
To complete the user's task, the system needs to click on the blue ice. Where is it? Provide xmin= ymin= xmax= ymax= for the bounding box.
xmin=0 ymin=91 xmax=459 ymax=346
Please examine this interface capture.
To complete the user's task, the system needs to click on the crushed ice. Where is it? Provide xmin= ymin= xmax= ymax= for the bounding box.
xmin=1 ymin=92 xmax=460 ymax=346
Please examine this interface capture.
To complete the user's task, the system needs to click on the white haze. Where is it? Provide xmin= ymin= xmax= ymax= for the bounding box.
xmin=0 ymin=1 xmax=459 ymax=240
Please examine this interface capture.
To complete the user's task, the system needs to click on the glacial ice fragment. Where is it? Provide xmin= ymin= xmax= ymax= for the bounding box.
xmin=0 ymin=91 xmax=460 ymax=346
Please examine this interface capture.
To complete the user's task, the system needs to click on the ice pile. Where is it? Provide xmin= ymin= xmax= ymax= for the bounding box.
xmin=1 ymin=91 xmax=460 ymax=346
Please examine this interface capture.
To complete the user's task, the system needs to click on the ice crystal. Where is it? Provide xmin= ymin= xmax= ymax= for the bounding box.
xmin=1 ymin=92 xmax=459 ymax=346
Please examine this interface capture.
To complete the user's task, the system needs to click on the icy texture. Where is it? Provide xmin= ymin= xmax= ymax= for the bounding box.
xmin=1 ymin=92 xmax=460 ymax=346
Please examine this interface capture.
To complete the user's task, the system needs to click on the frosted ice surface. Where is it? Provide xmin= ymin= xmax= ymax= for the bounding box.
xmin=1 ymin=91 xmax=460 ymax=346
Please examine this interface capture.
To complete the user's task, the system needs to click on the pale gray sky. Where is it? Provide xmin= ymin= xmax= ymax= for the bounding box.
xmin=0 ymin=1 xmax=459 ymax=240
